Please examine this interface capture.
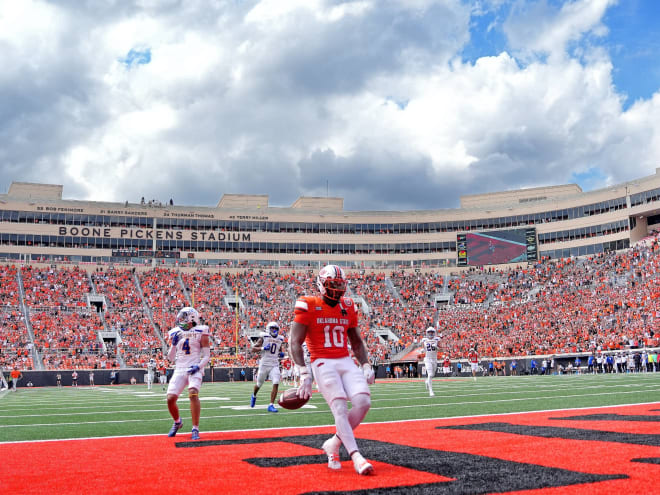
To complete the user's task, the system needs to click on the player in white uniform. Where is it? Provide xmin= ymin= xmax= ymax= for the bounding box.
xmin=146 ymin=358 xmax=156 ymax=390
xmin=250 ymin=322 xmax=286 ymax=413
xmin=421 ymin=327 xmax=439 ymax=397
xmin=166 ymin=307 xmax=211 ymax=440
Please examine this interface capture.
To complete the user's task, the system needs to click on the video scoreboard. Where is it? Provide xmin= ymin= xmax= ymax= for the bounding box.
xmin=457 ymin=228 xmax=537 ymax=267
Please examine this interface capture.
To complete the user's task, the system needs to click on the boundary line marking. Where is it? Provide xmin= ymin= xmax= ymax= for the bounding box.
xmin=2 ymin=400 xmax=658 ymax=445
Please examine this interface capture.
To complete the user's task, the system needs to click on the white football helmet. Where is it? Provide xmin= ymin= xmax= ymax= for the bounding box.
xmin=316 ymin=264 xmax=347 ymax=301
xmin=426 ymin=327 xmax=436 ymax=339
xmin=266 ymin=321 xmax=280 ymax=337
xmin=176 ymin=306 xmax=200 ymax=330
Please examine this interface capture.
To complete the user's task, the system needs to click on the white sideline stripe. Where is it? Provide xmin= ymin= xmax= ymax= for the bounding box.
xmin=3 ymin=382 xmax=658 ymax=416
xmin=2 ymin=379 xmax=657 ymax=407
xmin=1 ymin=389 xmax=659 ymax=436
xmin=0 ymin=401 xmax=313 ymax=416
xmin=1 ymin=400 xmax=658 ymax=445
xmin=0 ymin=402 xmax=319 ymax=422
xmin=1 ymin=380 xmax=657 ymax=413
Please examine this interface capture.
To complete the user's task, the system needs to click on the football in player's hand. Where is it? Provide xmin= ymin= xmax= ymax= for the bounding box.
xmin=277 ymin=387 xmax=310 ymax=410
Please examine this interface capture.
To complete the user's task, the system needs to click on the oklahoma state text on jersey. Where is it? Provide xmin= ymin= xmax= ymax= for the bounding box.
xmin=294 ymin=295 xmax=359 ymax=361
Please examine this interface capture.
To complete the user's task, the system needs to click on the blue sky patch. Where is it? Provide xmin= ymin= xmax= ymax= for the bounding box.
xmin=462 ymin=1 xmax=660 ymax=111
xmin=571 ymin=167 xmax=607 ymax=191
xmin=603 ymin=0 xmax=660 ymax=110
xmin=121 ymin=48 xmax=152 ymax=67
xmin=462 ymin=7 xmax=507 ymax=64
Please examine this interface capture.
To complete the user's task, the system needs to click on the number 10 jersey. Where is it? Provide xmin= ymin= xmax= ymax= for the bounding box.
xmin=294 ymin=295 xmax=359 ymax=362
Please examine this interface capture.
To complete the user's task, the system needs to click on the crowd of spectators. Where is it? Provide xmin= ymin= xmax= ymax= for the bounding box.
xmin=0 ymin=310 xmax=33 ymax=370
xmin=21 ymin=265 xmax=91 ymax=310
xmin=0 ymin=265 xmax=31 ymax=369
xmin=429 ymin=240 xmax=660 ymax=359
xmin=19 ymin=266 xmax=114 ymax=370
xmin=3 ymin=231 xmax=660 ymax=371
xmin=93 ymin=268 xmax=163 ymax=366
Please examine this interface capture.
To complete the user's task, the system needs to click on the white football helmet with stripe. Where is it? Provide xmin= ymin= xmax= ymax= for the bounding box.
xmin=316 ymin=264 xmax=347 ymax=301
xmin=176 ymin=306 xmax=200 ymax=330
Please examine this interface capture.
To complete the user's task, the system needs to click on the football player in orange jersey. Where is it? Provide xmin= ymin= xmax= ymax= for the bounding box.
xmin=468 ymin=347 xmax=479 ymax=381
xmin=290 ymin=265 xmax=375 ymax=476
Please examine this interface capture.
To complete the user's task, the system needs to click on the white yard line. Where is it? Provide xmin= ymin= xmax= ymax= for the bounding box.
xmin=2 ymin=388 xmax=658 ymax=429
xmin=2 ymin=400 xmax=658 ymax=445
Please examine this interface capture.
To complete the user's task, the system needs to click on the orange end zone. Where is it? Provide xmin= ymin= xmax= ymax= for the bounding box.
xmin=2 ymin=403 xmax=659 ymax=494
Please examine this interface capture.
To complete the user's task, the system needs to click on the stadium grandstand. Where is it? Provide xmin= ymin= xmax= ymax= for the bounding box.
xmin=1 ymin=171 xmax=660 ymax=382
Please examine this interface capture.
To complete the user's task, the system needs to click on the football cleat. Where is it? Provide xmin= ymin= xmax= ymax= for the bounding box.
xmin=267 ymin=404 xmax=278 ymax=413
xmin=167 ymin=420 xmax=183 ymax=437
xmin=352 ymin=452 xmax=374 ymax=475
xmin=322 ymin=436 xmax=342 ymax=470
xmin=429 ymin=390 xmax=435 ymax=397
xmin=191 ymin=428 xmax=200 ymax=441
xmin=250 ymin=395 xmax=256 ymax=408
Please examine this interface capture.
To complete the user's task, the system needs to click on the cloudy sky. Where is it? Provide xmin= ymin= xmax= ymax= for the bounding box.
xmin=1 ymin=0 xmax=659 ymax=211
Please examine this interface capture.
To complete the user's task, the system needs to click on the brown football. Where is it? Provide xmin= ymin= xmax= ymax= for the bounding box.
xmin=277 ymin=387 xmax=310 ymax=410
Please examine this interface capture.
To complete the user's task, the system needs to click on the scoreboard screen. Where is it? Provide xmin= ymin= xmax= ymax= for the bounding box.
xmin=457 ymin=228 xmax=537 ymax=266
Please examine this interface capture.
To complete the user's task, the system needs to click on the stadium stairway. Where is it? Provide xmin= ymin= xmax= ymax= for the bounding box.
xmin=97 ymin=310 xmax=126 ymax=367
xmin=16 ymin=269 xmax=44 ymax=370
xmin=385 ymin=276 xmax=406 ymax=307
xmin=390 ymin=342 xmax=422 ymax=363
xmin=178 ymin=272 xmax=192 ymax=306
xmin=132 ymin=272 xmax=167 ymax=350
xmin=87 ymin=271 xmax=97 ymax=295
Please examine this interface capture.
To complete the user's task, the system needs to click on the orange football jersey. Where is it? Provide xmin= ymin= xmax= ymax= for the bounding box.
xmin=294 ymin=295 xmax=358 ymax=361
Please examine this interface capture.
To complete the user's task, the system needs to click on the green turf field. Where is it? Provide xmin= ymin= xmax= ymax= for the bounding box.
xmin=2 ymin=373 xmax=659 ymax=443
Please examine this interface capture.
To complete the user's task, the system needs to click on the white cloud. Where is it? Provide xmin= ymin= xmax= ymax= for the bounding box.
xmin=1 ymin=0 xmax=659 ymax=210
xmin=0 ymin=0 xmax=68 ymax=80
xmin=504 ymin=0 xmax=617 ymax=60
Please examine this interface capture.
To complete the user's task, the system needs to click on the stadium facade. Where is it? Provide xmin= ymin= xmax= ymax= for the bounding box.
xmin=2 ymin=170 xmax=660 ymax=270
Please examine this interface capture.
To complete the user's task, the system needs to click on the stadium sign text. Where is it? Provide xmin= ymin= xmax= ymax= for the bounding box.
xmin=58 ymin=227 xmax=251 ymax=242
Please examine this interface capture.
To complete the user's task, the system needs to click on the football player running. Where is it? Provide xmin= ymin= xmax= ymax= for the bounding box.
xmin=290 ymin=265 xmax=375 ymax=476
xmin=166 ymin=307 xmax=210 ymax=440
xmin=422 ymin=327 xmax=439 ymax=397
xmin=158 ymin=362 xmax=168 ymax=390
xmin=250 ymin=321 xmax=286 ymax=413
xmin=468 ymin=347 xmax=479 ymax=381
xmin=146 ymin=358 xmax=156 ymax=390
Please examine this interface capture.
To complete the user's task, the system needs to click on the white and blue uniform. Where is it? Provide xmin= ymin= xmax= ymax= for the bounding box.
xmin=422 ymin=336 xmax=440 ymax=377
xmin=146 ymin=359 xmax=156 ymax=389
xmin=167 ymin=324 xmax=210 ymax=396
xmin=256 ymin=332 xmax=285 ymax=388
